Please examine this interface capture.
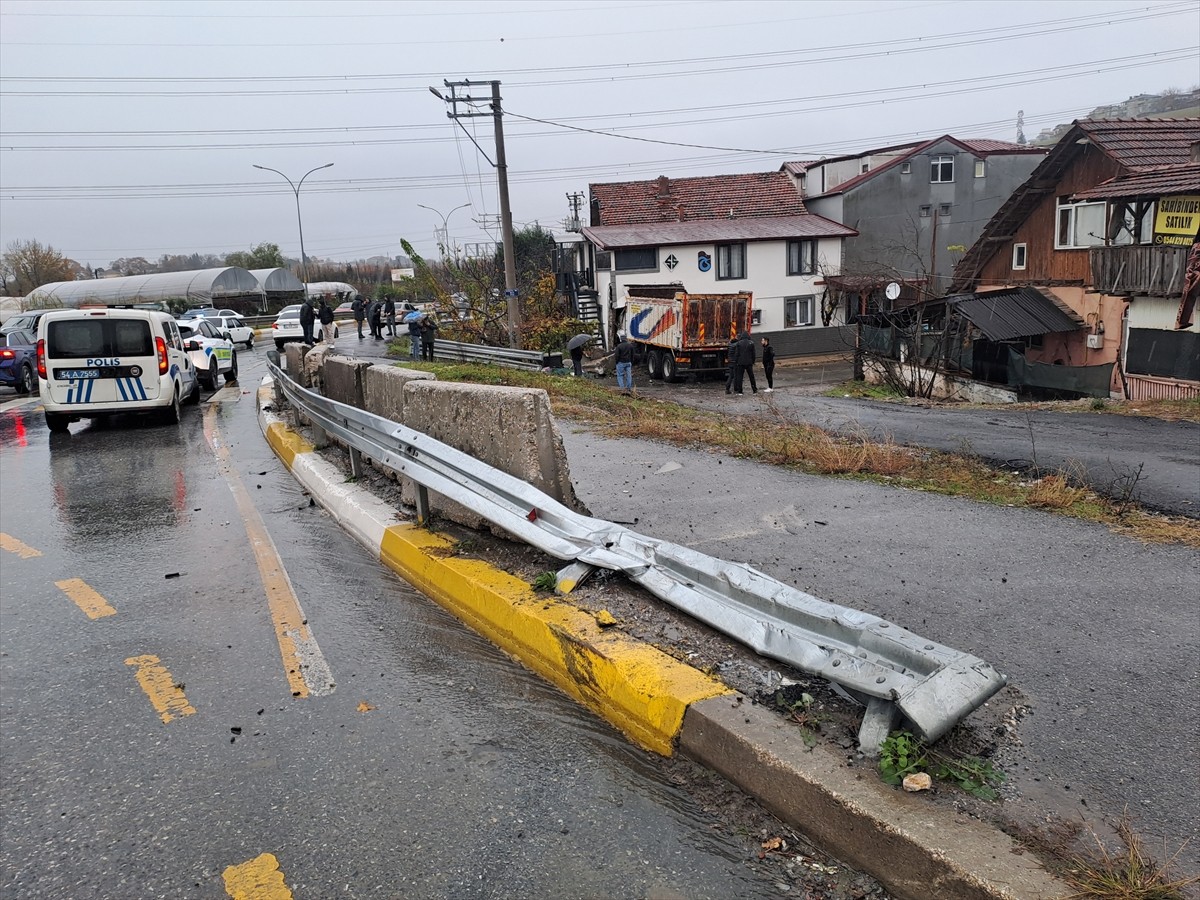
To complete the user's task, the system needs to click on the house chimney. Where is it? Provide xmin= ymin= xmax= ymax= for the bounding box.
xmin=1191 ymin=140 xmax=1200 ymax=163
xmin=675 ymin=204 xmax=685 ymax=222
xmin=656 ymin=175 xmax=670 ymax=199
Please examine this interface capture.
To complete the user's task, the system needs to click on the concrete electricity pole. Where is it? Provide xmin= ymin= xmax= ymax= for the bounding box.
xmin=430 ymin=79 xmax=520 ymax=347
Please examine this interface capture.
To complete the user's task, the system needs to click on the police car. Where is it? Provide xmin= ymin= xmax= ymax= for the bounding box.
xmin=176 ymin=318 xmax=238 ymax=389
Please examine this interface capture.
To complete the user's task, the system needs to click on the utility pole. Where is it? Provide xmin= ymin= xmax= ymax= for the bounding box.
xmin=565 ymin=192 xmax=584 ymax=232
xmin=430 ymin=79 xmax=520 ymax=347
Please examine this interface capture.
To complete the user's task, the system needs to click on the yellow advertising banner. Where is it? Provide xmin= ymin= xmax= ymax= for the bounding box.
xmin=1153 ymin=195 xmax=1200 ymax=246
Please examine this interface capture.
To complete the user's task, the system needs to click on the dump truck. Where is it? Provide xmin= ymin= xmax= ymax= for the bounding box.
xmin=624 ymin=286 xmax=753 ymax=382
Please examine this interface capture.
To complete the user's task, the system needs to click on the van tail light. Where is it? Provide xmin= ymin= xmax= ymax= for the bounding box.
xmin=36 ymin=340 xmax=47 ymax=379
xmin=156 ymin=336 xmax=169 ymax=374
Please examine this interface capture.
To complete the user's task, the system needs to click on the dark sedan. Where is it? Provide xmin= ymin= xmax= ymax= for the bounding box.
xmin=0 ymin=329 xmax=38 ymax=394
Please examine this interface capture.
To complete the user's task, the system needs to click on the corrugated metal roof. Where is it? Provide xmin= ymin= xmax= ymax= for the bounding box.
xmin=581 ymin=215 xmax=857 ymax=250
xmin=1072 ymin=163 xmax=1200 ymax=200
xmin=589 ymin=171 xmax=804 ymax=226
xmin=948 ymin=287 xmax=1083 ymax=340
xmin=1077 ymin=119 xmax=1200 ymax=169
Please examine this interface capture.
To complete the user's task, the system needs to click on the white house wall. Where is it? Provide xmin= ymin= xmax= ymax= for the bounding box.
xmin=594 ymin=237 xmax=844 ymax=335
xmin=1127 ymin=295 xmax=1200 ymax=332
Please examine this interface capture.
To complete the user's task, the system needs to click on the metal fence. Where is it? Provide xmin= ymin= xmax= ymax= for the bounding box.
xmin=266 ymin=354 xmax=1006 ymax=748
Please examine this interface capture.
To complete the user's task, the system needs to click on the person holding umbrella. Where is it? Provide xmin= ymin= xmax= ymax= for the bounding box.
xmin=567 ymin=333 xmax=591 ymax=378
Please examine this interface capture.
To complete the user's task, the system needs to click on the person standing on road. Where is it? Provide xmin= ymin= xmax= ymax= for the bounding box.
xmin=299 ymin=297 xmax=316 ymax=345
xmin=725 ymin=335 xmax=738 ymax=395
xmin=368 ymin=298 xmax=383 ymax=340
xmin=318 ymin=298 xmax=335 ymax=350
xmin=614 ymin=331 xmax=634 ymax=394
xmin=352 ymin=296 xmax=366 ymax=340
xmin=570 ymin=342 xmax=585 ymax=378
xmin=407 ymin=313 xmax=422 ymax=360
xmin=734 ymin=331 xmax=757 ymax=394
xmin=383 ymin=296 xmax=396 ymax=337
xmin=760 ymin=337 xmax=775 ymax=392
xmin=420 ymin=314 xmax=438 ymax=361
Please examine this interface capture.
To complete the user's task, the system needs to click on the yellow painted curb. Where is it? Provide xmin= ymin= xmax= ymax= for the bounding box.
xmin=264 ymin=420 xmax=314 ymax=469
xmin=380 ymin=523 xmax=731 ymax=755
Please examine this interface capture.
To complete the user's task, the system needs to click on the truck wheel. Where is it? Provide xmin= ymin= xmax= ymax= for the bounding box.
xmin=647 ymin=349 xmax=663 ymax=380
xmin=661 ymin=353 xmax=678 ymax=383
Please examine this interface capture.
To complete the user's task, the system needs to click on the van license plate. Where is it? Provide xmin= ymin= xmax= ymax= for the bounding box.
xmin=57 ymin=368 xmax=100 ymax=379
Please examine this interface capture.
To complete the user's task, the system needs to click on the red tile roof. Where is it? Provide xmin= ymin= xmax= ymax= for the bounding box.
xmin=582 ymin=215 xmax=857 ymax=250
xmin=960 ymin=138 xmax=1044 ymax=155
xmin=1073 ymin=163 xmax=1200 ymax=200
xmin=1076 ymin=119 xmax=1200 ymax=168
xmin=589 ymin=172 xmax=805 ymax=226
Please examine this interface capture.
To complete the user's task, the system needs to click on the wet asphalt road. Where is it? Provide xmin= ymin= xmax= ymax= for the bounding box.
xmin=0 ymin=348 xmax=803 ymax=900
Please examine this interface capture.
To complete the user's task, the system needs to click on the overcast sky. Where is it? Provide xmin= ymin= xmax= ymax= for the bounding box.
xmin=1 ymin=0 xmax=1196 ymax=271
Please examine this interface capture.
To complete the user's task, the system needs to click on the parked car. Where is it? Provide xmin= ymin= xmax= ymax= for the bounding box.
xmin=0 ymin=329 xmax=38 ymax=394
xmin=176 ymin=318 xmax=237 ymax=389
xmin=180 ymin=307 xmax=238 ymax=320
xmin=2 ymin=309 xmax=57 ymax=336
xmin=272 ymin=304 xmax=338 ymax=350
xmin=208 ymin=313 xmax=255 ymax=349
xmin=37 ymin=308 xmax=200 ymax=432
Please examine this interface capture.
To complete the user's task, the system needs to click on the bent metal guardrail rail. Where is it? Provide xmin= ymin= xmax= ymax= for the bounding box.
xmin=265 ymin=355 xmax=1006 ymax=748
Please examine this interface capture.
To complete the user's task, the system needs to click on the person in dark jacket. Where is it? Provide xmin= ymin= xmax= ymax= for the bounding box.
xmin=614 ymin=332 xmax=634 ymax=393
xmin=352 ymin=296 xmax=366 ymax=339
xmin=569 ymin=342 xmax=585 ymax=377
xmin=317 ymin=298 xmax=335 ymax=350
xmin=420 ymin=314 xmax=438 ymax=361
xmin=760 ymin=337 xmax=775 ymax=392
xmin=733 ymin=332 xmax=757 ymax=395
xmin=407 ymin=313 xmax=422 ymax=359
xmin=368 ymin=299 xmax=383 ymax=339
xmin=298 ymin=297 xmax=316 ymax=345
xmin=383 ymin=297 xmax=396 ymax=336
xmin=724 ymin=336 xmax=738 ymax=395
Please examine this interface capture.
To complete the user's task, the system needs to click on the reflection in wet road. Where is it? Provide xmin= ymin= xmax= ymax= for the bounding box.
xmin=0 ymin=351 xmax=804 ymax=899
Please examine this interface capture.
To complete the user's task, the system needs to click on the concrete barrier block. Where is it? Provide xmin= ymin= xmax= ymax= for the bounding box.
xmin=398 ymin=380 xmax=588 ymax=531
xmin=362 ymin=365 xmax=436 ymax=425
xmin=303 ymin=344 xmax=335 ymax=392
xmin=323 ymin=356 xmax=372 ymax=409
xmin=283 ymin=344 xmax=310 ymax=385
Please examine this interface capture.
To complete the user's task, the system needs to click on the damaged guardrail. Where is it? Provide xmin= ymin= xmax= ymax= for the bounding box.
xmin=266 ymin=354 xmax=1006 ymax=749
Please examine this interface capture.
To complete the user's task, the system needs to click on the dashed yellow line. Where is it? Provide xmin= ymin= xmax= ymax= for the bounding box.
xmin=124 ymin=654 xmax=196 ymax=723
xmin=1 ymin=533 xmax=42 ymax=559
xmin=55 ymin=578 xmax=116 ymax=619
xmin=223 ymin=853 xmax=293 ymax=900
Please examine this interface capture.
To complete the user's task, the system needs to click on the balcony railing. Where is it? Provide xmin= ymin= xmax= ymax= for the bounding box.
xmin=1090 ymin=243 xmax=1189 ymax=297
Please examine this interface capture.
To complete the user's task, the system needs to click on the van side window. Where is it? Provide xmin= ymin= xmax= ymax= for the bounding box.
xmin=163 ymin=320 xmax=181 ymax=350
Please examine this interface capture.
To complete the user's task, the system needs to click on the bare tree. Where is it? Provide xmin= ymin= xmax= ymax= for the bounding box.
xmin=3 ymin=239 xmax=75 ymax=295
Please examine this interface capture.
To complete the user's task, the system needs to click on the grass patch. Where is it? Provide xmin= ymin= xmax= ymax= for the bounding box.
xmin=407 ymin=362 xmax=1200 ymax=548
xmin=1063 ymin=811 xmax=1198 ymax=899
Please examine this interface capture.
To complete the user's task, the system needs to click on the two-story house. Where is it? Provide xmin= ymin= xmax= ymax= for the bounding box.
xmin=952 ymin=119 xmax=1200 ymax=400
xmin=580 ymin=172 xmax=857 ymax=355
xmin=786 ymin=136 xmax=1047 ymax=309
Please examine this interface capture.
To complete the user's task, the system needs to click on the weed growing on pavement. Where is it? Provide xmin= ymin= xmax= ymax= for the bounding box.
xmin=769 ymin=690 xmax=825 ymax=747
xmin=409 ymin=362 xmax=1200 ymax=548
xmin=531 ymin=571 xmax=557 ymax=593
xmin=878 ymin=731 xmax=1005 ymax=801
xmin=1063 ymin=811 xmax=1198 ymax=900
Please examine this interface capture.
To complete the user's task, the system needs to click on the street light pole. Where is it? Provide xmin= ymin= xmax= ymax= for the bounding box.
xmin=252 ymin=162 xmax=334 ymax=294
xmin=416 ymin=202 xmax=470 ymax=261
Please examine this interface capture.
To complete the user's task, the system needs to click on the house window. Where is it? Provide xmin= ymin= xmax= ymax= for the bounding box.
xmin=1055 ymin=198 xmax=1106 ymax=248
xmin=939 ymin=203 xmax=952 ymax=217
xmin=750 ymin=309 xmax=762 ymax=326
xmin=900 ymin=162 xmax=912 ymax=175
xmin=716 ymin=243 xmax=747 ymax=279
xmin=595 ymin=250 xmax=612 ymax=270
xmin=919 ymin=205 xmax=932 ymax=218
xmin=614 ymin=248 xmax=656 ymax=271
xmin=974 ymin=160 xmax=987 ymax=178
xmin=786 ymin=240 xmax=815 ymax=276
xmin=784 ymin=295 xmax=815 ymax=327
xmin=1012 ymin=243 xmax=1027 ymax=270
xmin=1111 ymin=202 xmax=1156 ymax=245
xmin=930 ymin=155 xmax=954 ymax=183
xmin=861 ymin=162 xmax=870 ymax=174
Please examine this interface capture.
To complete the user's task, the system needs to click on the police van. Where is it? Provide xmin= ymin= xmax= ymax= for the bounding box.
xmin=36 ymin=307 xmax=200 ymax=433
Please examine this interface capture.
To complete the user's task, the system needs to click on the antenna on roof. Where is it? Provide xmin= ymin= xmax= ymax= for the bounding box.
xmin=1016 ymin=110 xmax=1027 ymax=146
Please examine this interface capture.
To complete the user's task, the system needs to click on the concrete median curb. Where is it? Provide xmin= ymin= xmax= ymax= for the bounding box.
xmin=256 ymin=381 xmax=1070 ymax=900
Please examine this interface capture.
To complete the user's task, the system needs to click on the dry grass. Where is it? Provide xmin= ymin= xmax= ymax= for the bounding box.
xmin=416 ymin=362 xmax=1200 ymax=548
xmin=1063 ymin=813 xmax=1198 ymax=900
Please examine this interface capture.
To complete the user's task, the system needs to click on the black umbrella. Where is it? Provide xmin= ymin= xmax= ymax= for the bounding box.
xmin=567 ymin=333 xmax=593 ymax=351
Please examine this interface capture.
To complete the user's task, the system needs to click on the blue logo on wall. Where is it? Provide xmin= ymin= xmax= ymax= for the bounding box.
xmin=697 ymin=251 xmax=712 ymax=272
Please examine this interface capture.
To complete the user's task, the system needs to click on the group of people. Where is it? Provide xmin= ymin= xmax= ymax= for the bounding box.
xmin=726 ymin=334 xmax=775 ymax=395
xmin=298 ymin=296 xmax=336 ymax=348
xmin=350 ymin=296 xmax=400 ymax=341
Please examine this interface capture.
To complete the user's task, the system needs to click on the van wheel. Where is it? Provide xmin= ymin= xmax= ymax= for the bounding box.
xmin=224 ymin=351 xmax=238 ymax=383
xmin=185 ymin=377 xmax=201 ymax=405
xmin=45 ymin=413 xmax=70 ymax=434
xmin=206 ymin=359 xmax=220 ymax=389
xmin=16 ymin=363 xmax=35 ymax=394
xmin=160 ymin=389 xmax=181 ymax=424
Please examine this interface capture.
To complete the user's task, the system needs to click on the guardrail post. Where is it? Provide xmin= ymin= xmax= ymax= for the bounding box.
xmin=857 ymin=697 xmax=901 ymax=757
xmin=414 ymin=484 xmax=431 ymax=525
xmin=348 ymin=446 xmax=365 ymax=480
xmin=555 ymin=561 xmax=597 ymax=594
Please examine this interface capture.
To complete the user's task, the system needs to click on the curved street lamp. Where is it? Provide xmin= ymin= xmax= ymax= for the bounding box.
xmin=417 ymin=202 xmax=471 ymax=261
xmin=253 ymin=162 xmax=334 ymax=291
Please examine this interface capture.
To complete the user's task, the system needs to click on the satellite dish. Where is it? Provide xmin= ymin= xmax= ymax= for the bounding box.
xmin=885 ymin=282 xmax=902 ymax=300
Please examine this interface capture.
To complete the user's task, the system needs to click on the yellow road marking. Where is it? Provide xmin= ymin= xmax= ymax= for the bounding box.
xmin=204 ymin=406 xmax=332 ymax=699
xmin=55 ymin=578 xmax=116 ymax=619
xmin=1 ymin=533 xmax=42 ymax=559
xmin=124 ymin=654 xmax=196 ymax=723
xmin=222 ymin=852 xmax=293 ymax=900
